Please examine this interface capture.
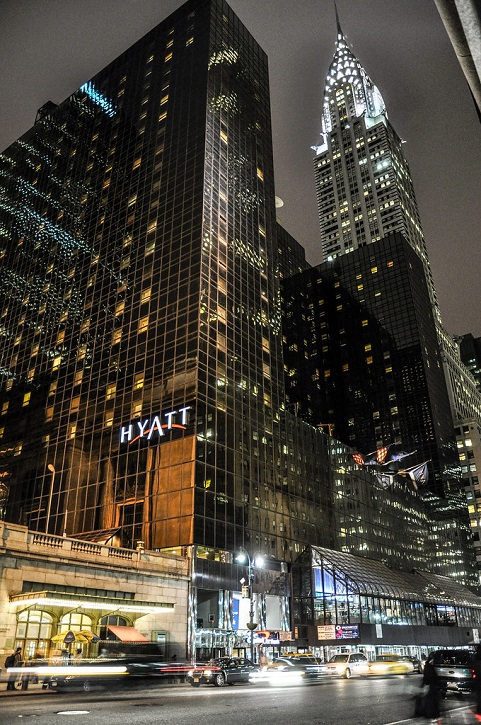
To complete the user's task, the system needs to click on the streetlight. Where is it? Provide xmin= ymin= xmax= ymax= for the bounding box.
xmin=235 ymin=549 xmax=264 ymax=663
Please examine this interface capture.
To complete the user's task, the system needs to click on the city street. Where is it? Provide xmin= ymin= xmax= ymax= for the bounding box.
xmin=1 ymin=675 xmax=479 ymax=725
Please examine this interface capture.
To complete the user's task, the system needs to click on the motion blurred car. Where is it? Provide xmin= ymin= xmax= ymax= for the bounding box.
xmin=262 ymin=656 xmax=328 ymax=685
xmin=326 ymin=652 xmax=370 ymax=679
xmin=186 ymin=657 xmax=260 ymax=687
xmin=48 ymin=656 xmax=190 ymax=692
xmin=368 ymin=654 xmax=415 ymax=676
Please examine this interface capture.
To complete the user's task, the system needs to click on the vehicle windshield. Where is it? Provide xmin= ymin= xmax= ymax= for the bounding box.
xmin=287 ymin=657 xmax=318 ymax=664
xmin=329 ymin=655 xmax=348 ymax=663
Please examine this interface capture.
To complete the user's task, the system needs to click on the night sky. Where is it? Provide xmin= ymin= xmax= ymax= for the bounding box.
xmin=1 ymin=0 xmax=480 ymax=336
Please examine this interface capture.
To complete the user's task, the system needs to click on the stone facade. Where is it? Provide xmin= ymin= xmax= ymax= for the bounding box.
xmin=0 ymin=521 xmax=190 ymax=661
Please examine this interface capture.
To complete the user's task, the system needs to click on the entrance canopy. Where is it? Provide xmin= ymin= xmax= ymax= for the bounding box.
xmin=106 ymin=625 xmax=148 ymax=642
xmin=311 ymin=546 xmax=481 ymax=608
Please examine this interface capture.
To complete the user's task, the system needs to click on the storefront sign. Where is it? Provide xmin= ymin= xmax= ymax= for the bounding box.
xmin=317 ymin=625 xmax=336 ymax=640
xmin=120 ymin=406 xmax=192 ymax=444
xmin=335 ymin=625 xmax=359 ymax=639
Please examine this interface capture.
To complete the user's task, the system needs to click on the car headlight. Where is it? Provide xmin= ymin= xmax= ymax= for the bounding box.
xmin=187 ymin=670 xmax=194 ymax=677
xmin=204 ymin=669 xmax=212 ymax=676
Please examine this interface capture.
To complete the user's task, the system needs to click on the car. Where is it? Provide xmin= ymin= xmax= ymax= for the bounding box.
xmin=430 ymin=649 xmax=475 ymax=695
xmin=368 ymin=654 xmax=415 ymax=676
xmin=186 ymin=657 xmax=260 ymax=687
xmin=326 ymin=652 xmax=370 ymax=679
xmin=407 ymin=656 xmax=423 ymax=673
xmin=47 ymin=656 xmax=191 ymax=692
xmin=262 ymin=656 xmax=329 ymax=685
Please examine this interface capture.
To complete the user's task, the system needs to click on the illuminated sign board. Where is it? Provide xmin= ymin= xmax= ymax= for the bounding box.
xmin=335 ymin=624 xmax=359 ymax=640
xmin=120 ymin=405 xmax=192 ymax=445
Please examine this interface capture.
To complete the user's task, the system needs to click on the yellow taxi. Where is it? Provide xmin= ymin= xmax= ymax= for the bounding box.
xmin=369 ymin=654 xmax=415 ymax=676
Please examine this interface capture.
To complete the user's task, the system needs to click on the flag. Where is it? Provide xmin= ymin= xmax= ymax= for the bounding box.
xmin=407 ymin=461 xmax=429 ymax=488
xmin=353 ymin=453 xmax=364 ymax=465
xmin=387 ymin=446 xmax=417 ymax=462
xmin=376 ymin=472 xmax=394 ymax=489
xmin=363 ymin=450 xmax=379 ymax=466
xmin=376 ymin=446 xmax=389 ymax=464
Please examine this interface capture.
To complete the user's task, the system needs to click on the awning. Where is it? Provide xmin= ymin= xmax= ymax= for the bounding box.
xmin=106 ymin=625 xmax=149 ymax=642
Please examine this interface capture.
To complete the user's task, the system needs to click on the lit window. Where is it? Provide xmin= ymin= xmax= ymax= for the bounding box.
xmin=164 ymin=52 xmax=173 ymax=62
xmin=141 ymin=288 xmax=151 ymax=303
xmin=112 ymin=329 xmax=122 ymax=345
xmin=138 ymin=316 xmax=149 ymax=333
xmin=70 ymin=397 xmax=80 ymax=413
xmin=52 ymin=356 xmax=62 ymax=371
xmin=69 ymin=424 xmax=76 ymax=439
xmin=106 ymin=384 xmax=116 ymax=400
xmin=57 ymin=330 xmax=65 ymax=344
xmin=257 ymin=168 xmax=264 ymax=181
xmin=262 ymin=337 xmax=270 ymax=353
xmin=115 ymin=301 xmax=125 ymax=316
xmin=160 ymin=95 xmax=169 ymax=105
xmin=133 ymin=157 xmax=142 ymax=170
xmin=22 ymin=393 xmax=31 ymax=407
xmin=134 ymin=375 xmax=144 ymax=390
xmin=104 ymin=413 xmax=114 ymax=428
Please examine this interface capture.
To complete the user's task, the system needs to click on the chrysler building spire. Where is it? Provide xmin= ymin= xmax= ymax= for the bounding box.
xmin=320 ymin=17 xmax=386 ymax=137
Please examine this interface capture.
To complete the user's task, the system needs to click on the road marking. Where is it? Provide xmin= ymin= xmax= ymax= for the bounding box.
xmin=55 ymin=711 xmax=90 ymax=716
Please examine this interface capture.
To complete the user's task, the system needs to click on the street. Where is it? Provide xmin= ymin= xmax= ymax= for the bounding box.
xmin=1 ymin=675 xmax=480 ymax=725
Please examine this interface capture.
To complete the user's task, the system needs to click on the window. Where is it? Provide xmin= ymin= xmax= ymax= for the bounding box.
xmin=138 ymin=316 xmax=149 ymax=333
xmin=22 ymin=393 xmax=31 ymax=407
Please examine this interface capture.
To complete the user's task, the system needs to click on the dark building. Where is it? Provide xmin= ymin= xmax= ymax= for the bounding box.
xmin=459 ymin=333 xmax=481 ymax=392
xmin=276 ymin=222 xmax=310 ymax=280
xmin=281 ymin=232 xmax=459 ymax=498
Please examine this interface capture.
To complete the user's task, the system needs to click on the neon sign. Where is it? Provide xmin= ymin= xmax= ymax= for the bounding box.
xmin=120 ymin=406 xmax=192 ymax=444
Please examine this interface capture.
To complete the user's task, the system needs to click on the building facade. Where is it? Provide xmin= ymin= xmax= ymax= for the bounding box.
xmin=0 ymin=0 xmax=480 ymax=660
xmin=312 ymin=14 xmax=481 ymax=430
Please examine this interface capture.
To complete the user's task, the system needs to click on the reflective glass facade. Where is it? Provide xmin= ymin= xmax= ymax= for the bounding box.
xmin=0 ymin=0 xmax=287 ymax=557
xmin=282 ymin=233 xmax=458 ymax=497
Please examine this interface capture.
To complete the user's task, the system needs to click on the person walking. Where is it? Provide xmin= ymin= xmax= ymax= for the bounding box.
xmin=422 ymin=653 xmax=442 ymax=720
xmin=5 ymin=647 xmax=22 ymax=690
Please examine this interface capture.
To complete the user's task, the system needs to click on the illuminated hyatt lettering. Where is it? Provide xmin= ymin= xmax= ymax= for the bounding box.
xmin=120 ymin=406 xmax=192 ymax=445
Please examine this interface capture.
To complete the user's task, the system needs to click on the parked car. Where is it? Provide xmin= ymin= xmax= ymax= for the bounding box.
xmin=368 ymin=654 xmax=415 ymax=676
xmin=186 ymin=657 xmax=260 ymax=687
xmin=326 ymin=652 xmax=370 ymax=679
xmin=430 ymin=649 xmax=475 ymax=695
xmin=262 ymin=656 xmax=328 ymax=685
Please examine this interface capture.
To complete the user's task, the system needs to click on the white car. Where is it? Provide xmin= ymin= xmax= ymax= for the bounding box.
xmin=326 ymin=653 xmax=370 ymax=679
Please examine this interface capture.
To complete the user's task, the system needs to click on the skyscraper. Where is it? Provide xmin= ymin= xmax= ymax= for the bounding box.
xmin=312 ymin=14 xmax=481 ymax=433
xmin=0 ymin=0 xmax=288 ymax=559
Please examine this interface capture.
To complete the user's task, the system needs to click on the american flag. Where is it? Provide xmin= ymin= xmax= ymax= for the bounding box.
xmin=376 ymin=446 xmax=388 ymax=464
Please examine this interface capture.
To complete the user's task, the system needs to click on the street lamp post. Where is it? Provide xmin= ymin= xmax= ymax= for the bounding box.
xmin=236 ymin=550 xmax=264 ymax=664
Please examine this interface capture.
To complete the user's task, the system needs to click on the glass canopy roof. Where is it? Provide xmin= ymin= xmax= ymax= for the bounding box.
xmin=311 ymin=546 xmax=481 ymax=607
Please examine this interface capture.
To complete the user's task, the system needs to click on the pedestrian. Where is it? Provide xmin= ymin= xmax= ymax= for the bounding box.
xmin=421 ymin=653 xmax=442 ymax=720
xmin=5 ymin=647 xmax=22 ymax=690
xmin=472 ymin=645 xmax=481 ymax=715
xmin=74 ymin=648 xmax=83 ymax=661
